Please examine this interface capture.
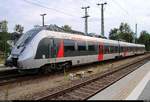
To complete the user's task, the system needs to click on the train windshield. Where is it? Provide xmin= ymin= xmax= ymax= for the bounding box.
xmin=16 ymin=28 xmax=42 ymax=47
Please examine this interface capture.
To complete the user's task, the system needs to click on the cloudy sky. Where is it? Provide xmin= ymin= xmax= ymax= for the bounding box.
xmin=0 ymin=0 xmax=150 ymax=37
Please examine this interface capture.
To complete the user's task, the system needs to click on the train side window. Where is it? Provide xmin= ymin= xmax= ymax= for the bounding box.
xmin=88 ymin=42 xmax=96 ymax=51
xmin=88 ymin=45 xmax=95 ymax=51
xmin=129 ymin=47 xmax=131 ymax=52
xmin=127 ymin=47 xmax=129 ymax=51
xmin=108 ymin=46 xmax=111 ymax=54
xmin=104 ymin=45 xmax=109 ymax=54
xmin=64 ymin=39 xmax=75 ymax=52
xmin=122 ymin=47 xmax=124 ymax=52
xmin=121 ymin=47 xmax=123 ymax=52
xmin=104 ymin=45 xmax=106 ymax=54
xmin=35 ymin=38 xmax=51 ymax=59
xmin=108 ymin=46 xmax=110 ymax=54
xmin=125 ymin=47 xmax=127 ymax=51
xmin=113 ymin=46 xmax=115 ymax=53
xmin=77 ymin=41 xmax=86 ymax=51
xmin=116 ymin=46 xmax=118 ymax=53
xmin=109 ymin=46 xmax=111 ymax=54
xmin=124 ymin=47 xmax=126 ymax=52
xmin=95 ymin=43 xmax=99 ymax=53
xmin=112 ymin=46 xmax=114 ymax=53
xmin=109 ymin=46 xmax=111 ymax=53
xmin=115 ymin=46 xmax=118 ymax=53
xmin=112 ymin=46 xmax=115 ymax=53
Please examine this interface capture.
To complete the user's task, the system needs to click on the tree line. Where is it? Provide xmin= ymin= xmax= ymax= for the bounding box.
xmin=109 ymin=22 xmax=150 ymax=51
xmin=0 ymin=20 xmax=24 ymax=55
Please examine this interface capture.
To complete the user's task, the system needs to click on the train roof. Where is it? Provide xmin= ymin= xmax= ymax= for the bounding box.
xmin=34 ymin=27 xmax=144 ymax=47
xmin=42 ymin=30 xmax=118 ymax=45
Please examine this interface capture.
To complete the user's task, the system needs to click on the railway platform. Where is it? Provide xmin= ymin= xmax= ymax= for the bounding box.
xmin=89 ymin=60 xmax=150 ymax=100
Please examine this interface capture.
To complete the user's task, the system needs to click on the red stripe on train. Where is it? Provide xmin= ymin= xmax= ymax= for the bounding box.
xmin=57 ymin=40 xmax=64 ymax=58
xmin=123 ymin=48 xmax=127 ymax=57
xmin=98 ymin=42 xmax=104 ymax=61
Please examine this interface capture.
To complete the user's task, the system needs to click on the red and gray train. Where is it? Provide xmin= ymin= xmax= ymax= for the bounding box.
xmin=6 ymin=27 xmax=145 ymax=73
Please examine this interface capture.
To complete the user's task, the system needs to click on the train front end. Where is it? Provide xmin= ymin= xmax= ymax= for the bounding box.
xmin=5 ymin=27 xmax=42 ymax=69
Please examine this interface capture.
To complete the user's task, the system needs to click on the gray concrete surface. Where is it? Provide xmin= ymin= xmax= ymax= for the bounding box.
xmin=138 ymin=81 xmax=150 ymax=100
xmin=89 ymin=61 xmax=150 ymax=100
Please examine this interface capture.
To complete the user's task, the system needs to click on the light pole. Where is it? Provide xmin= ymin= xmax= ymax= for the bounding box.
xmin=97 ymin=2 xmax=107 ymax=36
xmin=40 ymin=14 xmax=47 ymax=27
xmin=134 ymin=24 xmax=137 ymax=43
xmin=82 ymin=6 xmax=90 ymax=35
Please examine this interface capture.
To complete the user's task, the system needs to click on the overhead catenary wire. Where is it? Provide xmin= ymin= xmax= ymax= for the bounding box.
xmin=22 ymin=0 xmax=78 ymax=17
xmin=112 ymin=0 xmax=129 ymax=15
xmin=82 ymin=0 xmax=92 ymax=5
xmin=114 ymin=0 xmax=137 ymax=26
xmin=110 ymin=0 xmax=138 ymax=42
xmin=111 ymin=0 xmax=137 ymax=23
xmin=34 ymin=0 xmax=81 ymax=14
xmin=22 ymin=0 xmax=138 ymax=36
xmin=121 ymin=0 xmax=138 ymax=24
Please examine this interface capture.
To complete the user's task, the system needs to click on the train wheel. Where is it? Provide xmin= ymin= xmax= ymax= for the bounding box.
xmin=40 ymin=65 xmax=52 ymax=74
xmin=65 ymin=62 xmax=71 ymax=69
xmin=46 ymin=66 xmax=52 ymax=73
xmin=56 ymin=65 xmax=63 ymax=71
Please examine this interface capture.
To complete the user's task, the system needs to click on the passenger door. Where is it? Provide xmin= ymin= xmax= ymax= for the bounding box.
xmin=49 ymin=39 xmax=57 ymax=58
xmin=98 ymin=43 xmax=104 ymax=61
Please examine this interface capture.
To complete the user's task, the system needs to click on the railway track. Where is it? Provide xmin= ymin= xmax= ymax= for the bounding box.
xmin=0 ymin=68 xmax=41 ymax=86
xmin=0 ymin=69 xmax=26 ymax=86
xmin=33 ymin=54 xmax=150 ymax=100
xmin=0 ymin=54 xmax=145 ymax=86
